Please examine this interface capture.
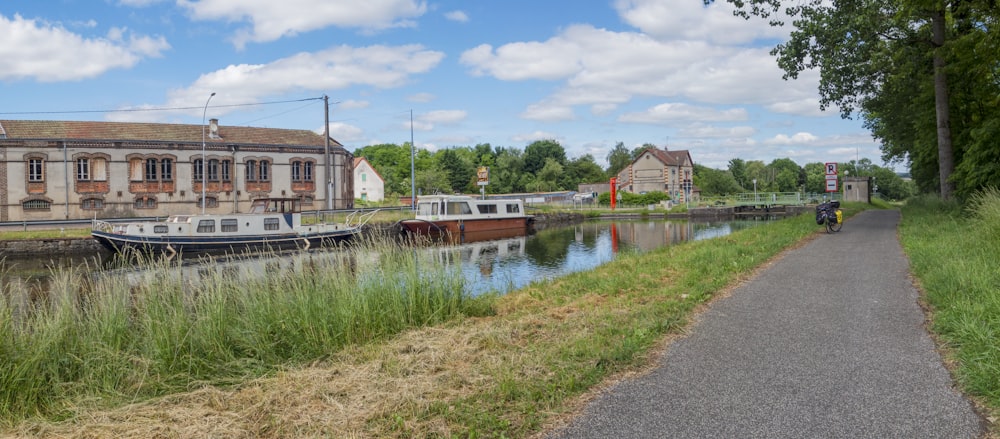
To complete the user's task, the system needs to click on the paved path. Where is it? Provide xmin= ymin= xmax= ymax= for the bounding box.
xmin=548 ymin=210 xmax=985 ymax=438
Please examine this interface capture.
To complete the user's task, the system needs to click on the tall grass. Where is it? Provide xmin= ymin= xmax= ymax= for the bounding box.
xmin=900 ymin=189 xmax=1000 ymax=415
xmin=0 ymin=233 xmax=492 ymax=424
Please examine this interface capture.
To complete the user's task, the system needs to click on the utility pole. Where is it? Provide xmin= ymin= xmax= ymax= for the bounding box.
xmin=410 ymin=109 xmax=415 ymax=210
xmin=324 ymin=95 xmax=333 ymax=210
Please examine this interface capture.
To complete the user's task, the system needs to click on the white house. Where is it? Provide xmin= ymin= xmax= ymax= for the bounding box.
xmin=353 ymin=157 xmax=385 ymax=202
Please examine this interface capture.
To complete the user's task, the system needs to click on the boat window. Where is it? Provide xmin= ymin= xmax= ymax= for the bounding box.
xmin=221 ymin=218 xmax=238 ymax=232
xmin=264 ymin=218 xmax=280 ymax=231
xmin=197 ymin=220 xmax=215 ymax=233
xmin=446 ymin=202 xmax=472 ymax=215
xmin=477 ymin=204 xmax=498 ymax=214
xmin=154 ymin=225 xmax=168 ymax=233
xmin=507 ymin=203 xmax=520 ymax=214
xmin=417 ymin=202 xmax=436 ymax=216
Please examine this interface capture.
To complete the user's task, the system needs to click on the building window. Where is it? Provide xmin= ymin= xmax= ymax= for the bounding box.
xmin=193 ymin=159 xmax=204 ymax=181
xmin=23 ymin=199 xmax=51 ymax=210
xmin=134 ymin=197 xmax=157 ymax=209
xmin=199 ymin=196 xmax=219 ymax=208
xmin=259 ymin=160 xmax=269 ymax=181
xmin=145 ymin=158 xmax=158 ymax=181
xmin=304 ymin=161 xmax=313 ymax=181
xmin=292 ymin=161 xmax=301 ymax=181
xmin=76 ymin=158 xmax=90 ymax=181
xmin=264 ymin=218 xmax=280 ymax=230
xmin=221 ymin=218 xmax=238 ymax=232
xmin=221 ymin=159 xmax=231 ymax=182
xmin=208 ymin=159 xmax=219 ymax=181
xmin=28 ymin=159 xmax=44 ymax=182
xmin=361 ymin=172 xmax=367 ymax=182
xmin=301 ymin=196 xmax=314 ymax=205
xmin=246 ymin=160 xmax=257 ymax=181
xmin=197 ymin=220 xmax=215 ymax=233
xmin=161 ymin=159 xmax=173 ymax=181
xmin=81 ymin=198 xmax=104 ymax=210
xmin=246 ymin=159 xmax=271 ymax=182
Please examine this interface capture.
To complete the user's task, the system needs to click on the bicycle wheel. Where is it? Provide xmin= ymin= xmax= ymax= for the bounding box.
xmin=827 ymin=216 xmax=842 ymax=233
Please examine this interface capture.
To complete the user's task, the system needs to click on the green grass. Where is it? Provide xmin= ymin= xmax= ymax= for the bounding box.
xmin=0 ymin=234 xmax=492 ymax=425
xmin=899 ymin=189 xmax=1000 ymax=423
xmin=0 ymin=229 xmax=92 ymax=240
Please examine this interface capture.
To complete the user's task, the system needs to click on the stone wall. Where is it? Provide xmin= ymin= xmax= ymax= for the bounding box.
xmin=0 ymin=237 xmax=104 ymax=257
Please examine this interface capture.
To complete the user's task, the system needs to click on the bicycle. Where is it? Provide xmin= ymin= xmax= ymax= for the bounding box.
xmin=815 ymin=200 xmax=843 ymax=233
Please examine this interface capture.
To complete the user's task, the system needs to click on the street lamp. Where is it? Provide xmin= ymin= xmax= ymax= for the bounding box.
xmin=752 ymin=178 xmax=757 ymax=203
xmin=201 ymin=92 xmax=216 ymax=214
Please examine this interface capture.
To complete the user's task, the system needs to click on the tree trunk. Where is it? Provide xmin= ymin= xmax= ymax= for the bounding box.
xmin=931 ymin=7 xmax=955 ymax=200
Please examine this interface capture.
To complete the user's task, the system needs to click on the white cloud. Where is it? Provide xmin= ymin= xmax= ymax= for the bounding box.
xmin=337 ymin=99 xmax=370 ymax=110
xmin=511 ymin=131 xmax=561 ymax=144
xmin=444 ymin=10 xmax=468 ymax=23
xmin=521 ymin=103 xmax=575 ymax=122
xmin=405 ymin=110 xmax=466 ymax=131
xmin=166 ymin=44 xmax=444 ymax=117
xmin=619 ymin=103 xmax=748 ymax=124
xmin=0 ymin=13 xmax=169 ymax=82
xmin=420 ymin=110 xmax=466 ymax=124
xmin=614 ymin=0 xmax=787 ymax=45
xmin=460 ymin=24 xmax=817 ymax=116
xmin=177 ymin=0 xmax=427 ymax=48
xmin=677 ymin=124 xmax=757 ymax=138
xmin=407 ymin=92 xmax=436 ymax=103
xmin=765 ymin=132 xmax=819 ymax=145
xmin=326 ymin=121 xmax=366 ymax=142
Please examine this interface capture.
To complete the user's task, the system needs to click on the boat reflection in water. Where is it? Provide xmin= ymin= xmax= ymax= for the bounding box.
xmin=422 ymin=217 xmax=769 ymax=296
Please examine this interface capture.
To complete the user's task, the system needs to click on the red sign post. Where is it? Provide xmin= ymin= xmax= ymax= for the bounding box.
xmin=610 ymin=177 xmax=617 ymax=210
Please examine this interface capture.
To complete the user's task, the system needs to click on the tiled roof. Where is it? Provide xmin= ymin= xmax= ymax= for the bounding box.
xmin=353 ymin=156 xmax=384 ymax=181
xmin=0 ymin=119 xmax=342 ymax=147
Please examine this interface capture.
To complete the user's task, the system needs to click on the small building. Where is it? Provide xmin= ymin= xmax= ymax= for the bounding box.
xmin=616 ymin=147 xmax=698 ymax=202
xmin=0 ymin=119 xmax=353 ymax=221
xmin=843 ymin=176 xmax=872 ymax=203
xmin=353 ymin=157 xmax=385 ymax=202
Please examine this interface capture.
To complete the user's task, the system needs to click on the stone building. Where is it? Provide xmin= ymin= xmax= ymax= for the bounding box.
xmin=616 ymin=147 xmax=698 ymax=202
xmin=0 ymin=119 xmax=353 ymax=222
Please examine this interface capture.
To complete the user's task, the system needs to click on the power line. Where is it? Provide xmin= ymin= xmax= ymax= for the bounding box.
xmin=0 ymin=97 xmax=324 ymax=116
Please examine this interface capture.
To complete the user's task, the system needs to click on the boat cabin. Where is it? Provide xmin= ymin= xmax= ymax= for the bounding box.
xmin=415 ymin=195 xmax=525 ymax=220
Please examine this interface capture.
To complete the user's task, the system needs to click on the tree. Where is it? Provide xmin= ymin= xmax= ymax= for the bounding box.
xmin=706 ymin=0 xmax=987 ymax=200
xmin=564 ymin=154 xmax=607 ymax=190
xmin=523 ymin=140 xmax=567 ymax=175
xmin=693 ymin=164 xmax=742 ymax=196
xmin=436 ymin=148 xmax=475 ymax=193
xmin=606 ymin=142 xmax=631 ymax=177
xmin=728 ymin=158 xmax=748 ymax=190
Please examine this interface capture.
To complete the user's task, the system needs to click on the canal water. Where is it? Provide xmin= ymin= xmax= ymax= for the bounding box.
xmin=1 ymin=218 xmax=770 ymax=298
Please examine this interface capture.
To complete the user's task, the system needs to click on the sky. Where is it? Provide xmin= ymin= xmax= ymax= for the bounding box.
xmin=0 ymin=0 xmax=885 ymax=171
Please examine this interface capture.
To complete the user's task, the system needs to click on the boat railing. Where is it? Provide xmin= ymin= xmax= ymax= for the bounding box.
xmin=91 ymin=219 xmax=114 ymax=233
xmin=345 ymin=209 xmax=379 ymax=229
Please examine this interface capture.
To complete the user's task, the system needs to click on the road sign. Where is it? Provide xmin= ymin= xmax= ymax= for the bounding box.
xmin=825 ymin=162 xmax=838 ymax=175
xmin=825 ymin=177 xmax=838 ymax=192
xmin=477 ymin=166 xmax=490 ymax=186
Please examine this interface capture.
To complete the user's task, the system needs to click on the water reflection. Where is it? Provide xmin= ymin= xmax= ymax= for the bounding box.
xmin=2 ymin=218 xmax=769 ymax=298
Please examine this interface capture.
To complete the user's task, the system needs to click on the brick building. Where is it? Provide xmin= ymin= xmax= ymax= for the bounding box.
xmin=0 ymin=119 xmax=353 ymax=221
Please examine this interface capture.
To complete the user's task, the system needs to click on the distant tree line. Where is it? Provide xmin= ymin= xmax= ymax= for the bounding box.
xmin=353 ymin=140 xmax=914 ymax=202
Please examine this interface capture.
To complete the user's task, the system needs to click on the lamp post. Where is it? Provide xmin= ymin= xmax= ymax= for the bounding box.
xmin=201 ymin=92 xmax=215 ymax=214
xmin=752 ymin=178 xmax=757 ymax=204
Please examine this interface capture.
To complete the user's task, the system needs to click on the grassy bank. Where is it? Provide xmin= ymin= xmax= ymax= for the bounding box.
xmin=0 ymin=235 xmax=493 ymax=426
xmin=4 ymin=203 xmax=872 ymax=437
xmin=899 ymin=190 xmax=1000 ymax=427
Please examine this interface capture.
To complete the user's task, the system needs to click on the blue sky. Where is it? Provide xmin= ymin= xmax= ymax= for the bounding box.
xmin=0 ymin=0 xmax=884 ymax=170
